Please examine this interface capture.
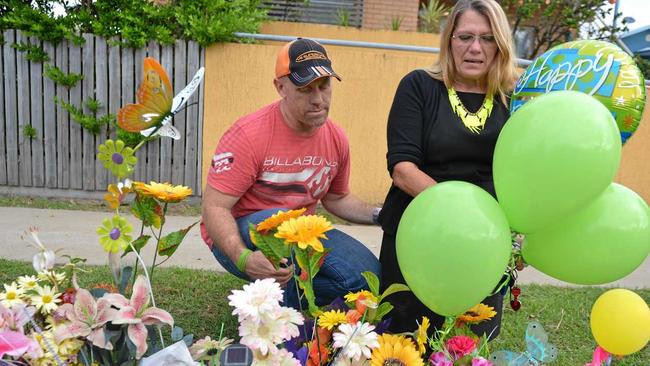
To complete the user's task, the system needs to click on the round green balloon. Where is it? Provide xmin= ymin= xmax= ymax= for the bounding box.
xmin=494 ymin=90 xmax=621 ymax=234
xmin=511 ymin=40 xmax=646 ymax=144
xmin=396 ymin=181 xmax=511 ymax=316
xmin=522 ymin=183 xmax=650 ymax=285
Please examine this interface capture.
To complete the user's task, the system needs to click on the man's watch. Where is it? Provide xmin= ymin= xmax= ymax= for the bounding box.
xmin=372 ymin=207 xmax=382 ymax=225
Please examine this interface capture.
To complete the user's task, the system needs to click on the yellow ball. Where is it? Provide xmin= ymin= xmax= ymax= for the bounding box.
xmin=590 ymin=289 xmax=650 ymax=355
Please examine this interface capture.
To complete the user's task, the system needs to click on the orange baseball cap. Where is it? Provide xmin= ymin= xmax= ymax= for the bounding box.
xmin=275 ymin=38 xmax=341 ymax=86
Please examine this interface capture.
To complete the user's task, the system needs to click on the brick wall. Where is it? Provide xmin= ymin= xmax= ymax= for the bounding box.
xmin=362 ymin=0 xmax=420 ymax=31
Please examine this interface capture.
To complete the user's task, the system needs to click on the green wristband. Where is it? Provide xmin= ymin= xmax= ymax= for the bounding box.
xmin=236 ymin=248 xmax=253 ymax=273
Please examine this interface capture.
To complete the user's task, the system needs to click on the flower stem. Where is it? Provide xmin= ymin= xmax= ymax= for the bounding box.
xmin=131 ymin=222 xmax=146 ymax=290
xmin=149 ymin=202 xmax=168 ymax=282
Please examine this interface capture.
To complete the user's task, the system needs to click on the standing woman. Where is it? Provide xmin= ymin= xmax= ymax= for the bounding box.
xmin=378 ymin=0 xmax=519 ymax=335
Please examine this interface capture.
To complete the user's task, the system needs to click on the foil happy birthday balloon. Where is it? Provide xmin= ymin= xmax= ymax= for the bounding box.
xmin=511 ymin=40 xmax=646 ymax=144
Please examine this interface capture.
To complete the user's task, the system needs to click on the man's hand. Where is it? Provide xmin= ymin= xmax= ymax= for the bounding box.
xmin=244 ymin=251 xmax=294 ymax=285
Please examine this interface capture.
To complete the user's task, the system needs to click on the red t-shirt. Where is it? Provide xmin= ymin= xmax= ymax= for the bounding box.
xmin=200 ymin=101 xmax=350 ymax=247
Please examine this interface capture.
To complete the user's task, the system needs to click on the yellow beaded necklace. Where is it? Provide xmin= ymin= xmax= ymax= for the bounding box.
xmin=448 ymin=87 xmax=494 ymax=134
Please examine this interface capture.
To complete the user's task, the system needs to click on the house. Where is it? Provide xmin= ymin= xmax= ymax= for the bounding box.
xmin=619 ymin=25 xmax=650 ymax=59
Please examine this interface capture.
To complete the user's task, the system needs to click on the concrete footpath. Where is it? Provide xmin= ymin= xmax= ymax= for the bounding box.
xmin=1 ymin=206 xmax=648 ymax=289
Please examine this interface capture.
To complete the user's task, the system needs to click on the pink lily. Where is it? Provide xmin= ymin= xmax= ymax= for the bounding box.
xmin=0 ymin=303 xmax=35 ymax=333
xmin=0 ymin=330 xmax=32 ymax=358
xmin=53 ymin=288 xmax=116 ymax=350
xmin=104 ymin=275 xmax=173 ymax=359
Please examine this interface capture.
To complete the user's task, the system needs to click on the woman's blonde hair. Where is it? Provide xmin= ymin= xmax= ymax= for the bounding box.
xmin=427 ymin=0 xmax=518 ymax=106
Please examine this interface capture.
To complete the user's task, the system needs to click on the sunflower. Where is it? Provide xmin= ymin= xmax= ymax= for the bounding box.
xmin=135 ymin=181 xmax=192 ymax=203
xmin=97 ymin=215 xmax=133 ymax=253
xmin=457 ymin=303 xmax=497 ymax=324
xmin=274 ymin=215 xmax=333 ymax=252
xmin=256 ymin=208 xmax=307 ymax=233
xmin=318 ymin=309 xmax=348 ymax=330
xmin=97 ymin=139 xmax=137 ymax=179
xmin=415 ymin=317 xmax=430 ymax=355
xmin=371 ymin=334 xmax=423 ymax=366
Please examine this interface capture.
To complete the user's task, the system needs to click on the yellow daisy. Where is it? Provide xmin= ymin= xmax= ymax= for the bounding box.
xmin=274 ymin=215 xmax=333 ymax=252
xmin=0 ymin=282 xmax=26 ymax=307
xmin=457 ymin=303 xmax=497 ymax=324
xmin=371 ymin=334 xmax=423 ymax=366
xmin=104 ymin=182 xmax=132 ymax=210
xmin=344 ymin=290 xmax=378 ymax=304
xmin=31 ymin=285 xmax=61 ymax=314
xmin=318 ymin=309 xmax=348 ymax=330
xmin=256 ymin=208 xmax=307 ymax=233
xmin=416 ymin=317 xmax=430 ymax=355
xmin=135 ymin=181 xmax=192 ymax=203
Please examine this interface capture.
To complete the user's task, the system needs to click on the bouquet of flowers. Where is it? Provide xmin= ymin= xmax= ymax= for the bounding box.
xmin=226 ymin=208 xmax=428 ymax=366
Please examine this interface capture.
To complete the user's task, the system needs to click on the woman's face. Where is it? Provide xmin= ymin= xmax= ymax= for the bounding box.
xmin=450 ymin=9 xmax=498 ymax=86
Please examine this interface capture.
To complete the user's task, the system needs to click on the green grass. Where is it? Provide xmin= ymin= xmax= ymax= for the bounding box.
xmin=1 ymin=259 xmax=647 ymax=365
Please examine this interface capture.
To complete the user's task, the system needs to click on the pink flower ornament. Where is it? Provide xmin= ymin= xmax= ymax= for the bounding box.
xmin=53 ymin=288 xmax=117 ymax=350
xmin=430 ymin=351 xmax=454 ymax=366
xmin=472 ymin=356 xmax=493 ymax=366
xmin=0 ymin=330 xmax=32 ymax=358
xmin=104 ymin=275 xmax=174 ymax=358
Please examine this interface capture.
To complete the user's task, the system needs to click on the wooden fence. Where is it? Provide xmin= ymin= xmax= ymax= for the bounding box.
xmin=0 ymin=30 xmax=205 ymax=199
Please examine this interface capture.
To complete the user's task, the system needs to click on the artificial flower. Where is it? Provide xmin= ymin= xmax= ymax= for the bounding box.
xmin=371 ymin=334 xmax=423 ymax=366
xmin=429 ymin=352 xmax=453 ymax=366
xmin=319 ymin=309 xmax=348 ymax=330
xmin=28 ymin=328 xmax=82 ymax=364
xmin=416 ymin=316 xmax=430 ymax=355
xmin=21 ymin=227 xmax=56 ymax=273
xmin=0 ymin=282 xmax=25 ymax=308
xmin=335 ymin=358 xmax=371 ymax=366
xmin=332 ymin=322 xmax=379 ymax=361
xmin=53 ymin=288 xmax=116 ymax=350
xmin=228 ymin=278 xmax=284 ymax=322
xmin=275 ymin=215 xmax=333 ymax=252
xmin=256 ymin=208 xmax=307 ymax=233
xmin=276 ymin=306 xmax=304 ymax=339
xmin=30 ymin=285 xmax=61 ymax=314
xmin=189 ymin=335 xmax=234 ymax=361
xmin=104 ymin=181 xmax=132 ymax=210
xmin=0 ymin=303 xmax=34 ymax=333
xmin=472 ymin=357 xmax=493 ymax=366
xmin=308 ymin=341 xmax=330 ymax=366
xmin=0 ymin=330 xmax=32 ymax=358
xmin=135 ymin=181 xmax=192 ymax=203
xmin=104 ymin=275 xmax=174 ymax=358
xmin=457 ymin=303 xmax=496 ymax=325
xmin=97 ymin=215 xmax=133 ymax=253
xmin=17 ymin=275 xmax=40 ymax=291
xmin=445 ymin=335 xmax=477 ymax=359
xmin=97 ymin=139 xmax=137 ymax=178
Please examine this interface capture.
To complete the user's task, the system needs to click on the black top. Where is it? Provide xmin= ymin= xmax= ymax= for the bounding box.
xmin=379 ymin=69 xmax=510 ymax=235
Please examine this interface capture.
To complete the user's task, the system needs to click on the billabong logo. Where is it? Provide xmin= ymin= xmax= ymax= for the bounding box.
xmin=211 ymin=152 xmax=234 ymax=174
xmin=296 ymin=51 xmax=327 ymax=63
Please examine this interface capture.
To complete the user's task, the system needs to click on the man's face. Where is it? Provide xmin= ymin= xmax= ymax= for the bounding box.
xmin=275 ymin=76 xmax=332 ymax=134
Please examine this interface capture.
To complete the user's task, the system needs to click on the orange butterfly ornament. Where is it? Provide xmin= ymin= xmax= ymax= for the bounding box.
xmin=117 ymin=57 xmax=205 ymax=140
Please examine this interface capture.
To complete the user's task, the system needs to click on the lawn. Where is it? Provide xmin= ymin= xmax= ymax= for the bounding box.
xmin=1 ymin=258 xmax=647 ymax=365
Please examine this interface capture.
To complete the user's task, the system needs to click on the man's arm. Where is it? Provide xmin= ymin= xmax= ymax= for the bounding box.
xmin=202 ymin=184 xmax=293 ymax=284
xmin=320 ymin=192 xmax=379 ymax=225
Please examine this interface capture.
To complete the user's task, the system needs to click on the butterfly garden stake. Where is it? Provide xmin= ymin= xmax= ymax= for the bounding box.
xmin=118 ymin=57 xmax=205 ymax=143
xmin=491 ymin=321 xmax=559 ymax=366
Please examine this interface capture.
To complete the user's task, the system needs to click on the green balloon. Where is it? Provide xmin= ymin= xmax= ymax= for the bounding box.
xmin=522 ymin=183 xmax=650 ymax=285
xmin=494 ymin=90 xmax=621 ymax=233
xmin=396 ymin=181 xmax=511 ymax=316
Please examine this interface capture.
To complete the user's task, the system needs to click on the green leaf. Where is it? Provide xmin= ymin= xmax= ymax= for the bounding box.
xmin=118 ymin=266 xmax=133 ymax=294
xmin=307 ymin=248 xmax=330 ymax=279
xmin=361 ymin=271 xmax=380 ymax=297
xmin=158 ymin=222 xmax=198 ymax=257
xmin=171 ymin=326 xmax=184 ymax=342
xmin=131 ymin=194 xmax=163 ymax=228
xmin=248 ymin=223 xmax=290 ymax=269
xmin=373 ymin=302 xmax=394 ymax=322
xmin=121 ymin=235 xmax=151 ymax=257
xmin=379 ymin=283 xmax=410 ymax=302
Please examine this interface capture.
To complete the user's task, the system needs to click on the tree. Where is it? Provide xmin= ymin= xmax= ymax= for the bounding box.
xmin=501 ymin=0 xmax=629 ymax=60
